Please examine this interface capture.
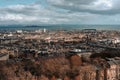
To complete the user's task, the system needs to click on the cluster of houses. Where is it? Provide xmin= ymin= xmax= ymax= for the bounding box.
xmin=0 ymin=29 xmax=120 ymax=80
xmin=0 ymin=47 xmax=120 ymax=80
xmin=67 ymin=49 xmax=120 ymax=80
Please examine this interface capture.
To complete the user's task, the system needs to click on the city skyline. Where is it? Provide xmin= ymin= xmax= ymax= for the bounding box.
xmin=0 ymin=0 xmax=120 ymax=25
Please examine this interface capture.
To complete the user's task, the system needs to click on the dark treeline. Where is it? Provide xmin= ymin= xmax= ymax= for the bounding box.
xmin=90 ymin=49 xmax=120 ymax=58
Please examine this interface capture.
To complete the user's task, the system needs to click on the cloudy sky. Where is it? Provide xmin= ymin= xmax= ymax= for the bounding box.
xmin=0 ymin=0 xmax=120 ymax=25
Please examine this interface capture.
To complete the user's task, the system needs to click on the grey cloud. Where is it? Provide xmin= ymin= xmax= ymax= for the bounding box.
xmin=47 ymin=0 xmax=120 ymax=15
xmin=0 ymin=3 xmax=85 ymax=25
xmin=0 ymin=1 xmax=120 ymax=25
xmin=0 ymin=4 xmax=42 ymax=16
xmin=63 ymin=0 xmax=96 ymax=4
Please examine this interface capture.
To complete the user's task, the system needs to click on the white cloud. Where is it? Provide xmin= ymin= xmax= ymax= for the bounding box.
xmin=0 ymin=0 xmax=120 ymax=25
xmin=0 ymin=14 xmax=23 ymax=21
xmin=93 ymin=0 xmax=112 ymax=10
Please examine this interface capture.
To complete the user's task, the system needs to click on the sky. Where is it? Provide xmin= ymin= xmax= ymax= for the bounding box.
xmin=0 ymin=0 xmax=120 ymax=25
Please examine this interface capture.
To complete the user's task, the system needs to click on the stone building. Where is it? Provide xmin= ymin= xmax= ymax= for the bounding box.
xmin=79 ymin=65 xmax=96 ymax=80
xmin=0 ymin=53 xmax=9 ymax=61
xmin=106 ymin=58 xmax=120 ymax=80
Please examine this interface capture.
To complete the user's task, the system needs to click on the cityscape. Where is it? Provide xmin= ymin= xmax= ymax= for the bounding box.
xmin=0 ymin=0 xmax=120 ymax=80
xmin=0 ymin=29 xmax=120 ymax=80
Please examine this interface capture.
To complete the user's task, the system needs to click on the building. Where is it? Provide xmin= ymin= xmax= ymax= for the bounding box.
xmin=106 ymin=61 xmax=117 ymax=80
xmin=69 ymin=49 xmax=92 ymax=59
xmin=82 ymin=29 xmax=97 ymax=34
xmin=0 ymin=53 xmax=9 ymax=61
xmin=79 ymin=65 xmax=96 ymax=80
xmin=106 ymin=58 xmax=120 ymax=80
